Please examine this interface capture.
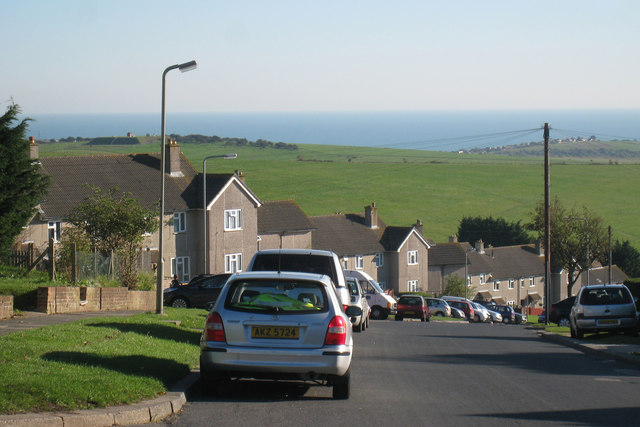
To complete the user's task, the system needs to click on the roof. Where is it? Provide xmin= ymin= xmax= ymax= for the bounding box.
xmin=258 ymin=200 xmax=315 ymax=234
xmin=380 ymin=226 xmax=433 ymax=252
xmin=38 ymin=153 xmax=237 ymax=219
xmin=584 ymin=265 xmax=628 ymax=285
xmin=428 ymin=242 xmax=467 ymax=265
xmin=469 ymin=244 xmax=544 ymax=280
xmin=311 ymin=213 xmax=385 ymax=256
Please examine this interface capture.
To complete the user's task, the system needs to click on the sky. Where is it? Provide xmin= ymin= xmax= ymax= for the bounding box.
xmin=2 ymin=0 xmax=640 ymax=115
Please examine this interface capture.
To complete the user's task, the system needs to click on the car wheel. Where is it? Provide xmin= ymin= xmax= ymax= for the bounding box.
xmin=332 ymin=370 xmax=350 ymax=400
xmin=436 ymin=312 xmax=444 ymax=317
xmin=474 ymin=314 xmax=480 ymax=322
xmin=625 ymin=327 xmax=638 ymax=337
xmin=171 ymin=297 xmax=188 ymax=308
xmin=503 ymin=318 xmax=510 ymax=324
xmin=575 ymin=326 xmax=584 ymax=339
xmin=421 ymin=315 xmax=426 ymax=322
xmin=353 ymin=322 xmax=362 ymax=333
xmin=371 ymin=306 xmax=383 ymax=320
xmin=558 ymin=317 xmax=570 ymax=327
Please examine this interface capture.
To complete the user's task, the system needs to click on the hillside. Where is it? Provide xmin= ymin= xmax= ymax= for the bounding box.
xmin=37 ymin=137 xmax=640 ymax=251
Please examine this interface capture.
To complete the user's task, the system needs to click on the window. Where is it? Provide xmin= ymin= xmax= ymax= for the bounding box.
xmin=508 ymin=280 xmax=515 ymax=289
xmin=173 ymin=212 xmax=186 ymax=233
xmin=466 ymin=275 xmax=472 ymax=287
xmin=224 ymin=209 xmax=242 ymax=231
xmin=171 ymin=256 xmax=190 ymax=282
xmin=529 ymin=277 xmax=535 ymax=287
xmin=493 ymin=281 xmax=500 ymax=291
xmin=480 ymin=273 xmax=486 ymax=285
xmin=407 ymin=250 xmax=418 ymax=265
xmin=520 ymin=279 xmax=525 ymax=288
xmin=507 ymin=300 xmax=515 ymax=306
xmin=408 ymin=280 xmax=418 ymax=292
xmin=342 ymin=257 xmax=348 ymax=270
xmin=225 ymin=253 xmax=243 ymax=273
xmin=355 ymin=255 xmax=364 ymax=270
xmin=375 ymin=252 xmax=384 ymax=267
xmin=48 ymin=221 xmax=61 ymax=242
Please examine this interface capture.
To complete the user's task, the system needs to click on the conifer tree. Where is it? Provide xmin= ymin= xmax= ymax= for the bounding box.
xmin=0 ymin=104 xmax=50 ymax=261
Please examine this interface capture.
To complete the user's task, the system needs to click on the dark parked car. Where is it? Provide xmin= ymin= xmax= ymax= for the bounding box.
xmin=490 ymin=304 xmax=517 ymax=324
xmin=395 ymin=295 xmax=430 ymax=322
xmin=549 ymin=296 xmax=576 ymax=327
xmin=163 ymin=273 xmax=231 ymax=308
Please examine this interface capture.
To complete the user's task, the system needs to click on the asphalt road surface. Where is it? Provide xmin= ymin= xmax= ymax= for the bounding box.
xmin=160 ymin=320 xmax=640 ymax=426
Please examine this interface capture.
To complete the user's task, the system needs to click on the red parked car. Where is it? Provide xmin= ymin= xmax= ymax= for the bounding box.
xmin=395 ymin=295 xmax=430 ymax=322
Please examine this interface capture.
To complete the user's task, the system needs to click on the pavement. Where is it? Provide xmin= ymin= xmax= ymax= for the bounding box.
xmin=1 ymin=312 xmax=640 ymax=426
xmin=0 ymin=310 xmax=200 ymax=427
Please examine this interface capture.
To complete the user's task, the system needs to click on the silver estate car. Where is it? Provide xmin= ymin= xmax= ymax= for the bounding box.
xmin=346 ymin=277 xmax=371 ymax=332
xmin=570 ymin=284 xmax=639 ymax=339
xmin=200 ymin=271 xmax=361 ymax=399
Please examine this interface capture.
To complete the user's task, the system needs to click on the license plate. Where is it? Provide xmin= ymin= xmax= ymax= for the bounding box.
xmin=597 ymin=319 xmax=619 ymax=326
xmin=251 ymin=326 xmax=299 ymax=339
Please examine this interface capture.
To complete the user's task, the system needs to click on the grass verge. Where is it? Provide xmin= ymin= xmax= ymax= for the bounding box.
xmin=0 ymin=308 xmax=207 ymax=415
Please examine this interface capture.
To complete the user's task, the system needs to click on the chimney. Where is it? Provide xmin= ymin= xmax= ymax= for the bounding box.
xmin=413 ymin=219 xmax=423 ymax=235
xmin=364 ymin=202 xmax=378 ymax=229
xmin=29 ymin=136 xmax=39 ymax=160
xmin=166 ymin=138 xmax=183 ymax=177
xmin=449 ymin=234 xmax=458 ymax=243
xmin=535 ymin=239 xmax=545 ymax=256
xmin=475 ymin=239 xmax=485 ymax=254
xmin=235 ymin=170 xmax=246 ymax=184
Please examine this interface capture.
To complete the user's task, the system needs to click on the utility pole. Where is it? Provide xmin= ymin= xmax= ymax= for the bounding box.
xmin=608 ymin=225 xmax=612 ymax=284
xmin=543 ymin=123 xmax=551 ymax=325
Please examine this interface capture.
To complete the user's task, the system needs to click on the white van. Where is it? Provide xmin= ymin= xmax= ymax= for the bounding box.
xmin=344 ymin=270 xmax=396 ymax=320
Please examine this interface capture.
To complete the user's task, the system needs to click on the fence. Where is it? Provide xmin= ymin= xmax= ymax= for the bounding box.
xmin=9 ymin=244 xmax=34 ymax=269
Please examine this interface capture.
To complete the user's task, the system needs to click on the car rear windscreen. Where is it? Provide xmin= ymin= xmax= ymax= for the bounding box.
xmin=251 ymin=254 xmax=336 ymax=284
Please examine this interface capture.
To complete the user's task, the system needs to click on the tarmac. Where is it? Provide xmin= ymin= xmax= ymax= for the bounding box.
xmin=1 ymin=311 xmax=640 ymax=426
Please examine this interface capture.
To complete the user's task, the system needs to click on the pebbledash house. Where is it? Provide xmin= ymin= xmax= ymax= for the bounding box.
xmin=16 ymin=138 xmax=433 ymax=295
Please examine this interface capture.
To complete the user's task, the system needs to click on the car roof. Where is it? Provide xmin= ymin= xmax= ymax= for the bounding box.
xmin=228 ymin=270 xmax=332 ymax=284
xmin=253 ymin=249 xmax=337 ymax=257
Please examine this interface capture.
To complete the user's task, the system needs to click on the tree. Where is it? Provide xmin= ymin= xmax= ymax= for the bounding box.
xmin=526 ymin=196 xmax=608 ymax=296
xmin=611 ymin=240 xmax=640 ymax=278
xmin=457 ymin=216 xmax=534 ymax=247
xmin=68 ymin=186 xmax=158 ymax=288
xmin=0 ymin=104 xmax=50 ymax=261
xmin=442 ymin=274 xmax=475 ymax=298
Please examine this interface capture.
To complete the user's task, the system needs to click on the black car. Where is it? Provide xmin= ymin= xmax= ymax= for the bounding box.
xmin=549 ymin=296 xmax=575 ymax=326
xmin=163 ymin=273 xmax=231 ymax=308
xmin=490 ymin=304 xmax=517 ymax=324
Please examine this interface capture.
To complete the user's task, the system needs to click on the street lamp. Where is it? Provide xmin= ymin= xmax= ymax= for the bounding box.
xmin=202 ymin=153 xmax=237 ymax=274
xmin=464 ymin=247 xmax=475 ymax=300
xmin=157 ymin=60 xmax=197 ymax=315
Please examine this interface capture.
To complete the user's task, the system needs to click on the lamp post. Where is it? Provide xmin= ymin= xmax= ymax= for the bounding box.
xmin=156 ymin=60 xmax=197 ymax=315
xmin=464 ymin=247 xmax=475 ymax=300
xmin=202 ymin=154 xmax=237 ymax=274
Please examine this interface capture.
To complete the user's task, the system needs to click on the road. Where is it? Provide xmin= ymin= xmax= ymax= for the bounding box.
xmin=161 ymin=320 xmax=640 ymax=426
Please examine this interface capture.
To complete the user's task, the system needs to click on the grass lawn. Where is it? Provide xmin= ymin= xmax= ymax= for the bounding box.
xmin=0 ymin=308 xmax=207 ymax=415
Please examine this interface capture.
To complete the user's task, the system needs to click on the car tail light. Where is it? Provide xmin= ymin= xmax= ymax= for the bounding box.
xmin=325 ymin=316 xmax=347 ymax=345
xmin=204 ymin=312 xmax=226 ymax=342
xmin=342 ymin=304 xmax=349 ymax=312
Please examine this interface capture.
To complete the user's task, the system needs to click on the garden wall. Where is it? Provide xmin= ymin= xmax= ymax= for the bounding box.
xmin=0 ymin=295 xmax=12 ymax=319
xmin=36 ymin=287 xmax=155 ymax=314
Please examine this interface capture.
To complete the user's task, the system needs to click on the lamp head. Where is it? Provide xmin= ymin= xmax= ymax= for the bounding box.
xmin=179 ymin=60 xmax=197 ymax=73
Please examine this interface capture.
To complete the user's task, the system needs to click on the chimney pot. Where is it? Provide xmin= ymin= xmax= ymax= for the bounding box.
xmin=365 ymin=202 xmax=378 ymax=229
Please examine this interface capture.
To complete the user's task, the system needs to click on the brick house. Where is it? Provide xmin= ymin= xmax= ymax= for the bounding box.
xmin=310 ymin=203 xmax=433 ymax=294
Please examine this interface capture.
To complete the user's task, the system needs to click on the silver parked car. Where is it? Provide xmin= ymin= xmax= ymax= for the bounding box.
xmin=426 ymin=297 xmax=451 ymax=317
xmin=200 ymin=271 xmax=361 ymax=399
xmin=346 ymin=277 xmax=371 ymax=332
xmin=570 ymin=284 xmax=639 ymax=339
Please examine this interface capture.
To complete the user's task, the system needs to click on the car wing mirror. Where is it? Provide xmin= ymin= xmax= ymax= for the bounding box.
xmin=345 ymin=306 xmax=363 ymax=317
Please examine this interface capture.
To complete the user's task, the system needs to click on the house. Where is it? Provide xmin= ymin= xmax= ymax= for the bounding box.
xmin=311 ymin=203 xmax=433 ymax=294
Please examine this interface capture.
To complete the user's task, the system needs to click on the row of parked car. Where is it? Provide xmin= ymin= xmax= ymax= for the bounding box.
xmin=393 ymin=295 xmax=528 ymax=324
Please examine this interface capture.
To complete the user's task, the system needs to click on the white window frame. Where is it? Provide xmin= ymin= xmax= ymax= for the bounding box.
xmin=408 ymin=280 xmax=418 ymax=292
xmin=225 ymin=253 xmax=243 ymax=273
xmin=529 ymin=277 xmax=535 ymax=287
xmin=493 ymin=281 xmax=500 ymax=291
xmin=224 ymin=209 xmax=242 ymax=231
xmin=507 ymin=300 xmax=515 ymax=306
xmin=355 ymin=255 xmax=364 ymax=270
xmin=342 ymin=257 xmax=348 ymax=270
xmin=407 ymin=250 xmax=418 ymax=265
xmin=480 ymin=273 xmax=486 ymax=285
xmin=171 ymin=256 xmax=190 ymax=282
xmin=508 ymin=279 xmax=515 ymax=289
xmin=375 ymin=252 xmax=384 ymax=267
xmin=48 ymin=221 xmax=61 ymax=242
xmin=467 ymin=275 xmax=472 ymax=287
xmin=173 ymin=212 xmax=186 ymax=233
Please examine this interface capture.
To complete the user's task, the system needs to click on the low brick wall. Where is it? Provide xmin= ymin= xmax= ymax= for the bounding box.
xmin=0 ymin=295 xmax=13 ymax=319
xmin=36 ymin=287 xmax=155 ymax=314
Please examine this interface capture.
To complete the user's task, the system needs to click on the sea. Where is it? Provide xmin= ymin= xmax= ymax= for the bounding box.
xmin=24 ymin=109 xmax=640 ymax=152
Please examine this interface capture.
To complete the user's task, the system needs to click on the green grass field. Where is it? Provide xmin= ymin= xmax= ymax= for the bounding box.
xmin=38 ymin=139 xmax=640 ymax=249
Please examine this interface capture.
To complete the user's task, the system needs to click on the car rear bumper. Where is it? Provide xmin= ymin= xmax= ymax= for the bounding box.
xmin=575 ymin=316 xmax=638 ymax=331
xmin=200 ymin=343 xmax=353 ymax=377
